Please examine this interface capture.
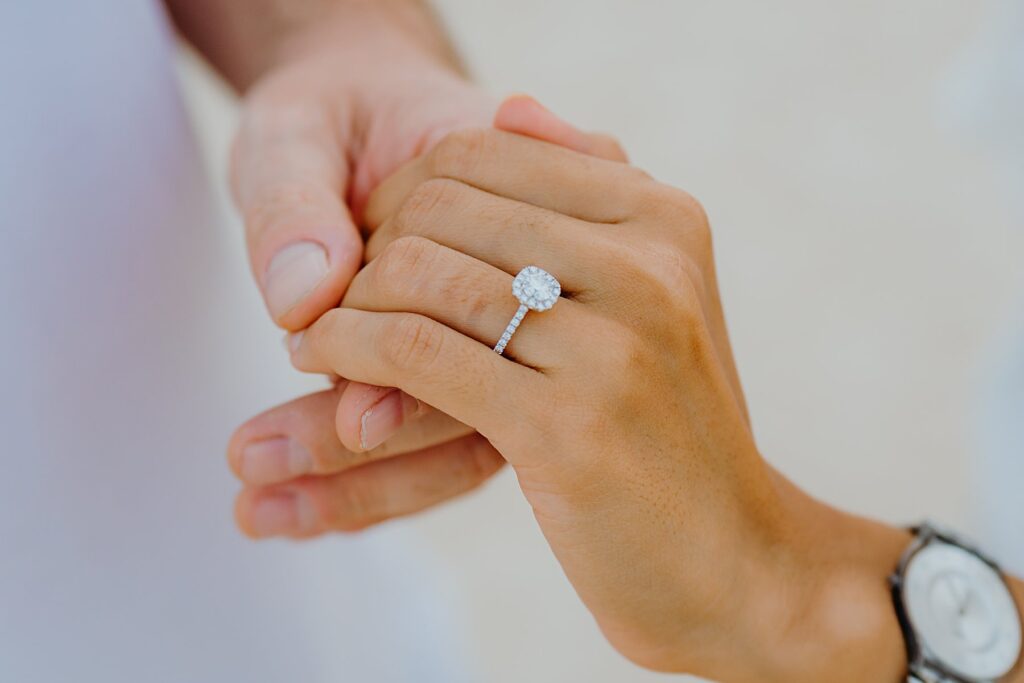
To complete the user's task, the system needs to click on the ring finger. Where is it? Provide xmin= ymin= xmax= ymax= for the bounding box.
xmin=339 ymin=235 xmax=595 ymax=368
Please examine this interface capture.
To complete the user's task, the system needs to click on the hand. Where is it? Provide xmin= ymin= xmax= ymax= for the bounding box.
xmin=288 ymin=128 xmax=913 ymax=682
xmin=229 ymin=96 xmax=630 ymax=535
xmin=231 ymin=36 xmax=491 ymax=330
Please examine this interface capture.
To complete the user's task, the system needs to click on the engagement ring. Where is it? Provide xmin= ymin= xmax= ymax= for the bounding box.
xmin=493 ymin=266 xmax=561 ymax=355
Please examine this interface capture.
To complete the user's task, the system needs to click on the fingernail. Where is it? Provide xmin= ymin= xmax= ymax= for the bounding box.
xmin=287 ymin=330 xmax=304 ymax=355
xmin=360 ymin=390 xmax=417 ymax=451
xmin=250 ymin=490 xmax=316 ymax=537
xmin=240 ymin=437 xmax=313 ymax=484
xmin=264 ymin=241 xmax=329 ymax=320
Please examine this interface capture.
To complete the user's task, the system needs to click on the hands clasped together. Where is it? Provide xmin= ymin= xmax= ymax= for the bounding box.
xmin=227 ymin=98 xmax=911 ymax=682
xmin=291 ymin=124 xmax=772 ymax=672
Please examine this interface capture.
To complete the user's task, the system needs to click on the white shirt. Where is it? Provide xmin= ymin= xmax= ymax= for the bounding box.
xmin=0 ymin=3 xmax=469 ymax=681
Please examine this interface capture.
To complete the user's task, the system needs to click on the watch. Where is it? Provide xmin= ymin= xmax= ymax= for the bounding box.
xmin=890 ymin=522 xmax=1022 ymax=682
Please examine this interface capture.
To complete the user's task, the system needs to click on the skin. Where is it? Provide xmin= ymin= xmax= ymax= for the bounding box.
xmin=273 ymin=128 xmax=1021 ymax=682
xmin=168 ymin=0 xmax=625 ymax=521
xmin=228 ymin=97 xmax=629 ymax=525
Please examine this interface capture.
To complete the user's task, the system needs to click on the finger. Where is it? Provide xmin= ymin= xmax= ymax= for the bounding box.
xmin=360 ymin=95 xmax=630 ymax=236
xmin=334 ymin=380 xmax=472 ymax=453
xmin=583 ymin=132 xmax=630 ymax=164
xmin=232 ymin=97 xmax=362 ymax=330
xmin=292 ymin=308 xmax=543 ymax=445
xmin=492 ymin=95 xmax=629 ymax=163
xmin=343 ymin=236 xmax=588 ymax=366
xmin=229 ymin=384 xmax=473 ymax=485
xmin=363 ymin=128 xmax=648 ymax=229
xmin=345 ymin=98 xmax=623 ymax=457
xmin=235 ymin=433 xmax=505 ymax=538
xmin=364 ymin=178 xmax=612 ymax=288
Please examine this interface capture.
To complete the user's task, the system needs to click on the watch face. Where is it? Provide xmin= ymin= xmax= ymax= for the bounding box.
xmin=904 ymin=541 xmax=1022 ymax=679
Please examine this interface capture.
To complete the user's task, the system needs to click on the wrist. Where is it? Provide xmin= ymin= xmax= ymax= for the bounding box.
xmin=173 ymin=0 xmax=466 ymax=92
xmin=733 ymin=473 xmax=911 ymax=683
xmin=268 ymin=2 xmax=466 ymax=90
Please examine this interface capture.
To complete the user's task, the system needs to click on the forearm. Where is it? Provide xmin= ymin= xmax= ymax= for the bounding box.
xmin=164 ymin=0 xmax=464 ymax=91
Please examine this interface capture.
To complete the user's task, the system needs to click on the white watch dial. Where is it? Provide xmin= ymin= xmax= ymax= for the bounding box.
xmin=904 ymin=541 xmax=1022 ymax=679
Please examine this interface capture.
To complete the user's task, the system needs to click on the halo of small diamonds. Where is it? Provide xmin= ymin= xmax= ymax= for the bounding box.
xmin=494 ymin=266 xmax=561 ymax=355
xmin=511 ymin=266 xmax=561 ymax=312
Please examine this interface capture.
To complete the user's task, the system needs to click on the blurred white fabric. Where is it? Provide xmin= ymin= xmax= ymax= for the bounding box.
xmin=0 ymin=3 xmax=471 ymax=682
xmin=941 ymin=0 xmax=1024 ymax=574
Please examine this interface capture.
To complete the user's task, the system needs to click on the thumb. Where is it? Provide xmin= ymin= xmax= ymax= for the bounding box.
xmin=493 ymin=94 xmax=629 ymax=163
xmin=231 ymin=99 xmax=363 ymax=331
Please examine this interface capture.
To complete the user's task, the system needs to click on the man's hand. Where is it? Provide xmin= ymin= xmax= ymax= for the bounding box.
xmin=168 ymin=0 xmax=491 ymax=328
xmin=167 ymin=0 xmax=488 ymax=531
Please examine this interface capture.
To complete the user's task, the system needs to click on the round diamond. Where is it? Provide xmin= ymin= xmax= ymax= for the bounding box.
xmin=512 ymin=266 xmax=561 ymax=311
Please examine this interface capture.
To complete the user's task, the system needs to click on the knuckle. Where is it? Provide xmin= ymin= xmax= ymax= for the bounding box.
xmin=393 ymin=178 xmax=463 ymax=237
xmin=668 ymin=189 xmax=712 ymax=251
xmin=435 ymin=265 xmax=492 ymax=323
xmin=428 ymin=127 xmax=491 ymax=178
xmin=302 ymin=309 xmax=344 ymax=363
xmin=649 ymin=249 xmax=705 ymax=321
xmin=590 ymin=132 xmax=629 ymax=162
xmin=624 ymin=164 xmax=655 ymax=184
xmin=373 ymin=236 xmax=440 ymax=295
xmin=323 ymin=480 xmax=379 ymax=531
xmin=669 ymin=187 xmax=708 ymax=224
xmin=642 ymin=187 xmax=713 ymax=254
xmin=379 ymin=315 xmax=445 ymax=373
xmin=610 ymin=164 xmax=657 ymax=206
xmin=606 ymin=137 xmax=629 ymax=162
xmin=630 ymin=181 xmax=677 ymax=216
xmin=243 ymin=182 xmax=329 ymax=238
xmin=618 ymin=245 xmax=706 ymax=333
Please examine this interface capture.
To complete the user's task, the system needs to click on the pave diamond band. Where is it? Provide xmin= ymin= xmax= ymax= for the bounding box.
xmin=493 ymin=304 xmax=529 ymax=355
xmin=493 ymin=266 xmax=561 ymax=356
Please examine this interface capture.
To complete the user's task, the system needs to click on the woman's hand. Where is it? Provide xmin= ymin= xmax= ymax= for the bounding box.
xmin=279 ymin=128 xmax=912 ymax=682
xmin=229 ymin=97 xmax=629 ymax=533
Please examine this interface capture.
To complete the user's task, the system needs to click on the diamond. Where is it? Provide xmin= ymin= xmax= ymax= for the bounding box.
xmin=511 ymin=266 xmax=561 ymax=312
